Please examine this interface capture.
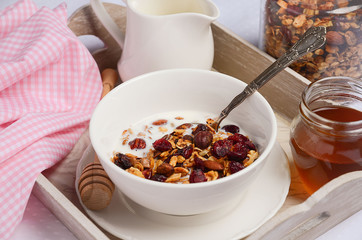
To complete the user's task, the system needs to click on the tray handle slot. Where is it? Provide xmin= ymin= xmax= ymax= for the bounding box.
xmin=68 ymin=4 xmax=126 ymax=72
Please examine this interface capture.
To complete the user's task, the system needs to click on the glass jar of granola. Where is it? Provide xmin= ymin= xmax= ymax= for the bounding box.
xmin=260 ymin=0 xmax=361 ymax=82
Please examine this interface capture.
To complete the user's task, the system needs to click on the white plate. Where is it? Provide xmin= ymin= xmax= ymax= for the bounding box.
xmin=76 ymin=143 xmax=290 ymax=240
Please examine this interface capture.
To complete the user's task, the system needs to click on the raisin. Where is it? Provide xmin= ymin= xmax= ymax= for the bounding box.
xmin=182 ymin=134 xmax=193 ymax=143
xmin=192 ymin=124 xmax=208 ymax=135
xmin=181 ymin=145 xmax=193 ymax=159
xmin=189 ymin=169 xmax=207 ymax=183
xmin=153 ymin=138 xmax=172 ymax=152
xmin=150 ymin=174 xmax=167 ymax=182
xmin=221 ymin=124 xmax=240 ymax=134
xmin=164 ymin=154 xmax=172 ymax=163
xmin=114 ymin=153 xmax=132 ymax=169
xmin=194 ymin=156 xmax=205 ymax=171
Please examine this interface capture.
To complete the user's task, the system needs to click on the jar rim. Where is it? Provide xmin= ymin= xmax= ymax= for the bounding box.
xmin=300 ymin=76 xmax=362 ymax=136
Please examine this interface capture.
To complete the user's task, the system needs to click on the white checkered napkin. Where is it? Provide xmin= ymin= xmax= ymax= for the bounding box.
xmin=0 ymin=0 xmax=103 ymax=238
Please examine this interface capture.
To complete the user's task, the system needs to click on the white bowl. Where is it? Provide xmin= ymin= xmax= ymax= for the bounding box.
xmin=90 ymin=69 xmax=277 ymax=215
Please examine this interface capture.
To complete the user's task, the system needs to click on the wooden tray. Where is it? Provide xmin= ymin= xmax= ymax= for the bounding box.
xmin=32 ymin=3 xmax=362 ymax=240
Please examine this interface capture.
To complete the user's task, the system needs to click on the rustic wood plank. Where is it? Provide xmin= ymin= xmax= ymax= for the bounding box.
xmin=247 ymin=171 xmax=362 ymax=240
xmin=33 ymin=174 xmax=109 ymax=240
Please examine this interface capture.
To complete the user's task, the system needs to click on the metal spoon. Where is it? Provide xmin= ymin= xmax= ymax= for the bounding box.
xmin=326 ymin=4 xmax=361 ymax=14
xmin=326 ymin=0 xmax=361 ymax=15
xmin=211 ymin=26 xmax=327 ymax=131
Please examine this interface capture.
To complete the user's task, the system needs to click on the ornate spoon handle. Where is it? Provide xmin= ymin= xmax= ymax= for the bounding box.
xmin=212 ymin=26 xmax=327 ymax=131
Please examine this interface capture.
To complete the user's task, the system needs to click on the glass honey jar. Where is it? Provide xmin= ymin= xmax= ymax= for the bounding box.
xmin=290 ymin=76 xmax=362 ymax=194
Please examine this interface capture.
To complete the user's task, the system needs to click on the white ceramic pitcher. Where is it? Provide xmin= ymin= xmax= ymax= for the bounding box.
xmin=90 ymin=0 xmax=219 ymax=81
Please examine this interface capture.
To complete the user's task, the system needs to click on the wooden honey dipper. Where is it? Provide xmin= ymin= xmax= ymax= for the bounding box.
xmin=78 ymin=68 xmax=118 ymax=210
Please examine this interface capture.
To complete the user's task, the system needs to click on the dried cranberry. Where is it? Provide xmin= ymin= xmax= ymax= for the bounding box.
xmin=267 ymin=2 xmax=281 ymax=25
xmin=228 ymin=133 xmax=248 ymax=144
xmin=160 ymin=134 xmax=172 ymax=141
xmin=150 ymin=174 xmax=167 ymax=182
xmin=114 ymin=153 xmax=132 ymax=170
xmin=182 ymin=145 xmax=193 ymax=159
xmin=227 ymin=142 xmax=248 ymax=161
xmin=189 ymin=169 xmax=207 ymax=183
xmin=245 ymin=140 xmax=256 ymax=150
xmin=128 ymin=138 xmax=146 ymax=150
xmin=142 ymin=169 xmax=152 ymax=179
xmin=286 ymin=5 xmax=302 ymax=16
xmin=229 ymin=161 xmax=245 ymax=174
xmin=194 ymin=131 xmax=213 ymax=149
xmin=221 ymin=124 xmax=240 ymax=134
xmin=153 ymin=138 xmax=172 ymax=152
xmin=194 ymin=156 xmax=205 ymax=171
xmin=333 ymin=15 xmax=348 ymax=23
xmin=192 ymin=124 xmax=208 ymax=135
xmin=281 ymin=26 xmax=292 ymax=44
xmin=211 ymin=139 xmax=233 ymax=158
xmin=330 ymin=16 xmax=346 ymax=31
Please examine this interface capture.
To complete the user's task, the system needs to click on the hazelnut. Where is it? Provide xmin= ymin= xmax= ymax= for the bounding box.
xmin=156 ymin=162 xmax=174 ymax=177
xmin=194 ymin=131 xmax=213 ymax=149
xmin=326 ymin=31 xmax=345 ymax=46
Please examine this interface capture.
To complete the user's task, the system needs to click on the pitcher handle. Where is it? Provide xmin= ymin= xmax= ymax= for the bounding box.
xmin=90 ymin=0 xmax=125 ymax=49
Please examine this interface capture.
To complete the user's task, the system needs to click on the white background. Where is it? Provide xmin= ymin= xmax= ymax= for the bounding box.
xmin=0 ymin=0 xmax=361 ymax=239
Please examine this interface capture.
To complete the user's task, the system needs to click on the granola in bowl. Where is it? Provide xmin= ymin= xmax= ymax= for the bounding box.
xmin=89 ymin=69 xmax=277 ymax=215
xmin=111 ymin=112 xmax=259 ymax=184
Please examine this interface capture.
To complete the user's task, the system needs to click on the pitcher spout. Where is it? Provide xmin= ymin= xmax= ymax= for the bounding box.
xmin=199 ymin=0 xmax=220 ymax=22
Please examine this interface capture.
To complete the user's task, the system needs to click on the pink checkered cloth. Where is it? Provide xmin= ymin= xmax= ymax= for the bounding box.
xmin=0 ymin=0 xmax=102 ymax=238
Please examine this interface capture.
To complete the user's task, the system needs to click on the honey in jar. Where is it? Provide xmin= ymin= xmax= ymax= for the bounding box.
xmin=290 ymin=77 xmax=362 ymax=194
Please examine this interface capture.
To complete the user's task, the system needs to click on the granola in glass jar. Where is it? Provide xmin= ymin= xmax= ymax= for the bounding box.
xmin=261 ymin=0 xmax=361 ymax=81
